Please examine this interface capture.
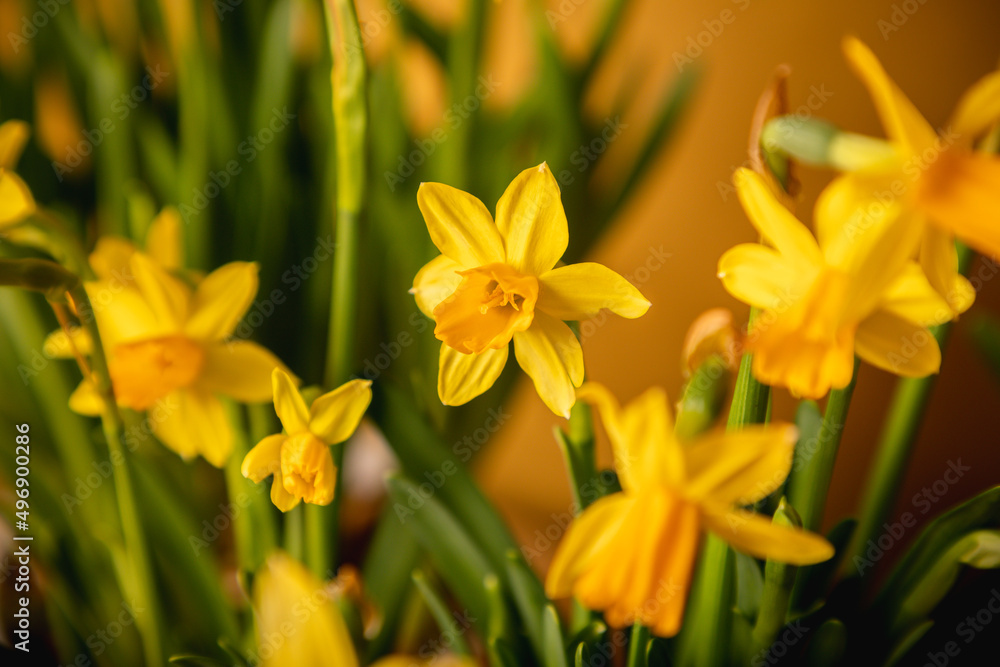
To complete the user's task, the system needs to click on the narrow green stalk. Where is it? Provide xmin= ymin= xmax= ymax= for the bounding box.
xmin=786 ymin=357 xmax=860 ymax=532
xmin=436 ymin=0 xmax=484 ymax=187
xmin=627 ymin=622 xmax=650 ymax=667
xmin=843 ymin=245 xmax=974 ymax=580
xmin=311 ymin=0 xmax=368 ymax=578
xmin=555 ymin=401 xmax=597 ymax=512
xmin=750 ymin=499 xmax=801 ymax=659
xmin=71 ymin=284 xmax=163 ymax=667
xmin=223 ymin=402 xmax=276 ymax=575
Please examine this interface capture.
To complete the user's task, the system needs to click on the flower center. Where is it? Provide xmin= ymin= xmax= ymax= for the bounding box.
xmin=280 ymin=432 xmax=336 ymax=505
xmin=109 ymin=335 xmax=205 ymax=410
xmin=433 ymin=262 xmax=539 ymax=354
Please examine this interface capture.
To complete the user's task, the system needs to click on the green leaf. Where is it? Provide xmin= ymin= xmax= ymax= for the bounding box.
xmin=542 ymin=605 xmax=568 ymax=667
xmin=805 ymin=619 xmax=847 ymax=667
xmin=674 ymin=355 xmax=731 ymax=441
xmin=168 ymin=656 xmax=228 ymax=667
xmin=791 ymin=518 xmax=856 ymax=614
xmin=489 ymin=636 xmax=522 ymax=667
xmin=412 ymin=570 xmax=472 ymax=656
xmin=750 ymin=499 xmax=801 ymax=658
xmin=883 ymin=620 xmax=933 ymax=667
xmin=733 ymin=551 xmax=764 ymax=621
xmin=505 ymin=550 xmax=549 ymax=657
xmin=626 ymin=623 xmax=649 ymax=667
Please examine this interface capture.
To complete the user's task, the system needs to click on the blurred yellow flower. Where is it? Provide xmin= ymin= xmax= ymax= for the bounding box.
xmin=545 ymin=382 xmax=833 ymax=637
xmin=829 ymin=36 xmax=992 ymax=313
xmin=412 ymin=162 xmax=650 ymax=417
xmin=0 ymin=119 xmax=35 ymax=228
xmin=70 ymin=252 xmax=290 ymax=467
xmin=718 ymin=168 xmax=950 ymax=399
xmin=243 ymin=369 xmax=372 ymax=512
xmin=253 ymin=553 xmax=475 ymax=667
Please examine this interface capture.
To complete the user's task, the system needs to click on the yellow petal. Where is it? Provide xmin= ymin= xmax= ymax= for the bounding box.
xmin=0 ymin=169 xmax=36 ymax=227
xmin=242 ymin=434 xmax=286 ymax=482
xmin=682 ymin=424 xmax=798 ymax=506
xmin=841 ymin=36 xmax=938 ymax=151
xmin=702 ymin=504 xmax=834 ymax=565
xmin=880 ymin=261 xmax=964 ymax=326
xmin=253 ymin=553 xmax=359 ymax=665
xmin=545 ymin=493 xmax=634 ymax=598
xmin=416 ymin=182 xmax=505 ymax=267
xmin=83 ymin=280 xmax=163 ymax=347
xmin=68 ymin=380 xmax=105 ymax=415
xmin=855 ymin=309 xmax=941 ymax=378
xmin=145 ymin=207 xmax=184 ymax=270
xmin=537 ymin=262 xmax=651 ymax=320
xmin=89 ymin=236 xmax=137 ymax=280
xmin=918 ymin=227 xmax=974 ymax=317
xmin=717 ymin=244 xmax=806 ymax=311
xmin=184 ymin=261 xmax=259 ymax=341
xmin=272 ymin=367 xmax=310 ymax=435
xmin=948 ymin=69 xmax=1000 ymax=143
xmin=437 ymin=344 xmax=508 ymax=406
xmin=43 ymin=325 xmax=94 ymax=358
xmin=0 ymin=120 xmax=30 ymax=170
xmin=198 ymin=341 xmax=291 ymax=403
xmin=575 ymin=382 xmax=680 ymax=491
xmin=152 ymin=389 xmax=233 ymax=467
xmin=271 ymin=473 xmax=301 ymax=512
xmin=411 ymin=254 xmax=463 ymax=318
xmin=512 ymin=312 xmax=583 ymax=418
xmin=914 ymin=151 xmax=1000 ymax=259
xmin=494 ymin=162 xmax=568 ymax=276
xmin=280 ymin=433 xmax=337 ymax=505
xmin=733 ymin=168 xmax=822 ymax=271
xmin=308 ymin=379 xmax=373 ymax=445
xmin=130 ymin=252 xmax=190 ymax=331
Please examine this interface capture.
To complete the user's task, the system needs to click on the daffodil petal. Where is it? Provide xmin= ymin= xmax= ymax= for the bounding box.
xmin=949 ymin=70 xmax=1000 ymax=143
xmin=417 ymin=182 xmax=505 ymax=267
xmin=437 ymin=344 xmax=508 ymax=406
xmin=130 ymin=252 xmax=190 ymax=330
xmin=842 ymin=36 xmax=938 ymax=150
xmin=411 ymin=254 xmax=463 ymax=318
xmin=915 ymin=152 xmax=1000 ymax=259
xmin=702 ymin=504 xmax=834 ymax=565
xmin=856 ymin=309 xmax=941 ymax=378
xmin=881 ymin=261 xmax=964 ymax=326
xmin=0 ymin=170 xmax=36 ymax=227
xmin=619 ymin=388 xmax=681 ymax=489
xmin=68 ymin=380 xmax=105 ymax=415
xmin=918 ymin=227 xmax=974 ymax=316
xmin=308 ymin=379 xmax=373 ymax=445
xmin=537 ymin=262 xmax=651 ymax=320
xmin=0 ymin=120 xmax=30 ymax=170
xmin=682 ymin=423 xmax=798 ymax=506
xmin=242 ymin=434 xmax=286 ymax=482
xmin=146 ymin=207 xmax=183 ymax=270
xmin=84 ymin=281 xmax=163 ymax=347
xmin=198 ymin=341 xmax=291 ymax=403
xmin=271 ymin=474 xmax=301 ymax=512
xmin=272 ymin=368 xmax=310 ymax=434
xmin=184 ymin=261 xmax=259 ymax=341
xmin=152 ymin=389 xmax=233 ymax=467
xmin=495 ymin=162 xmax=568 ymax=276
xmin=43 ymin=325 xmax=94 ymax=358
xmin=718 ymin=244 xmax=805 ymax=311
xmin=89 ymin=236 xmax=137 ymax=279
xmin=733 ymin=168 xmax=822 ymax=270
xmin=545 ymin=493 xmax=635 ymax=598
xmin=513 ymin=312 xmax=582 ymax=418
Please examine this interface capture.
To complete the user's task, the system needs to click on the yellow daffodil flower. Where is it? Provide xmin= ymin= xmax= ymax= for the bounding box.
xmin=825 ymin=36 xmax=996 ymax=313
xmin=253 ymin=553 xmax=476 ymax=667
xmin=411 ymin=162 xmax=650 ymax=417
xmin=243 ymin=369 xmax=372 ymax=512
xmin=0 ymin=119 xmax=35 ymax=228
xmin=545 ymin=382 xmax=833 ymax=637
xmin=718 ymin=168 xmax=952 ymax=399
xmin=70 ymin=252 xmax=290 ymax=467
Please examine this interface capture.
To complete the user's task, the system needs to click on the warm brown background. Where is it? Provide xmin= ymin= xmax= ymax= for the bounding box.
xmin=467 ymin=0 xmax=1000 ymax=574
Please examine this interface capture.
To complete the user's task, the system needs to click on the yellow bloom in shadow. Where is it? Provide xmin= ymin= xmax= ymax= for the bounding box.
xmin=70 ymin=252 xmax=291 ymax=467
xmin=243 ymin=369 xmax=372 ymax=512
xmin=829 ymin=36 xmax=997 ymax=313
xmin=719 ymin=168 xmax=950 ymax=399
xmin=0 ymin=119 xmax=35 ymax=229
xmin=412 ymin=162 xmax=651 ymax=417
xmin=253 ymin=553 xmax=476 ymax=667
xmin=545 ymin=382 xmax=833 ymax=637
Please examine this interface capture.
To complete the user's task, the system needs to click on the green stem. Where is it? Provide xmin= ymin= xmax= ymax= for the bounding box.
xmin=555 ymin=400 xmax=597 ymax=512
xmin=842 ymin=245 xmax=974 ymax=580
xmin=627 ymin=622 xmax=650 ymax=667
xmin=749 ymin=499 xmax=801 ymax=660
xmin=786 ymin=357 xmax=860 ymax=532
xmin=72 ymin=284 xmax=163 ymax=667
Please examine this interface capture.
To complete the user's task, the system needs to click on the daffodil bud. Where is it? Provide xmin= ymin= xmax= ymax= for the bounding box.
xmin=681 ymin=307 xmax=739 ymax=378
xmin=0 ymin=258 xmax=78 ymax=301
xmin=762 ymin=116 xmax=898 ymax=172
xmin=674 ymin=354 xmax=730 ymax=441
